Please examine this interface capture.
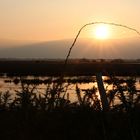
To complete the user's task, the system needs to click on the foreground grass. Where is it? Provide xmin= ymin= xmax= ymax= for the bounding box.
xmin=0 ymin=107 xmax=140 ymax=140
xmin=0 ymin=76 xmax=140 ymax=140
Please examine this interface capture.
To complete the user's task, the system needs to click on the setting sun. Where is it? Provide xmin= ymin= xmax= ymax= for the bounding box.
xmin=94 ymin=24 xmax=110 ymax=40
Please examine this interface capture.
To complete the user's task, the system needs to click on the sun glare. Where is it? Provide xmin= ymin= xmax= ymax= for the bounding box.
xmin=94 ymin=24 xmax=110 ymax=40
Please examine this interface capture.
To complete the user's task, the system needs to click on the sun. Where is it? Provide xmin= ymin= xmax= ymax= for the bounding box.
xmin=94 ymin=24 xmax=110 ymax=40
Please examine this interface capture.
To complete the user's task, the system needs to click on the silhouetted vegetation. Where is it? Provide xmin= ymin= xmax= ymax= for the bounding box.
xmin=0 ymin=75 xmax=140 ymax=140
xmin=0 ymin=59 xmax=140 ymax=76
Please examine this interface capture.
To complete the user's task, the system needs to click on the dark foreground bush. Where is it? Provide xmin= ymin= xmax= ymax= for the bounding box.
xmin=0 ymin=76 xmax=140 ymax=139
xmin=0 ymin=107 xmax=140 ymax=140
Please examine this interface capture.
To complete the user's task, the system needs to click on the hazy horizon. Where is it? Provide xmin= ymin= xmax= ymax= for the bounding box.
xmin=0 ymin=37 xmax=140 ymax=59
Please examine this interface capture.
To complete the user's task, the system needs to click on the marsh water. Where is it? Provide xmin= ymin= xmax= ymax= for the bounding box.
xmin=0 ymin=74 xmax=140 ymax=105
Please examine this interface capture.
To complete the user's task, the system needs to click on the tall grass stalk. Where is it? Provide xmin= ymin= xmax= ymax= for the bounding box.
xmin=63 ymin=21 xmax=140 ymax=111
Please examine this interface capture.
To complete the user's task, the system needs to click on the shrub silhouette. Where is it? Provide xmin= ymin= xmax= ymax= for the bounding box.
xmin=0 ymin=75 xmax=140 ymax=111
xmin=0 ymin=76 xmax=140 ymax=140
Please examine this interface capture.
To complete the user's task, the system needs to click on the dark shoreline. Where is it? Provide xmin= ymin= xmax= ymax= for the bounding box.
xmin=0 ymin=59 xmax=140 ymax=76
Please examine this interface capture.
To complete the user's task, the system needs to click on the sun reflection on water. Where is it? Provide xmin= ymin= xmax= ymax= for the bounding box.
xmin=0 ymin=75 xmax=139 ymax=106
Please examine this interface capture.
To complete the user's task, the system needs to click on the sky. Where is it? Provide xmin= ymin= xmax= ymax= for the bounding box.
xmin=1 ymin=0 xmax=140 ymax=42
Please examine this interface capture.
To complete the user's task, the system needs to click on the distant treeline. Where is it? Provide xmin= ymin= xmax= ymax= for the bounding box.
xmin=1 ymin=58 xmax=140 ymax=63
xmin=0 ymin=59 xmax=140 ymax=76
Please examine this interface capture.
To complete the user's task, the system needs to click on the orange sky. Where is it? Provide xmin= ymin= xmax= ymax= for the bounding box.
xmin=1 ymin=0 xmax=140 ymax=41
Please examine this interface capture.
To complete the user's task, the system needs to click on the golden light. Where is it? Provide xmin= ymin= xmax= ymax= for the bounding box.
xmin=94 ymin=24 xmax=110 ymax=40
